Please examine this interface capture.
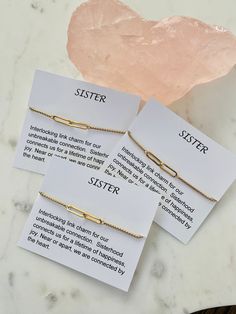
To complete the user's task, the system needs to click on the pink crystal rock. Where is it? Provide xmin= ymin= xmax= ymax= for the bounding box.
xmin=67 ymin=0 xmax=236 ymax=105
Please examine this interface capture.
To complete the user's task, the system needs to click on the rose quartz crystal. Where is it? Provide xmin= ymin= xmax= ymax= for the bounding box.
xmin=67 ymin=0 xmax=236 ymax=104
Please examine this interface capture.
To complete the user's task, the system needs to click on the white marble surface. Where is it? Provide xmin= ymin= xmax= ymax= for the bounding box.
xmin=1 ymin=1 xmax=236 ymax=313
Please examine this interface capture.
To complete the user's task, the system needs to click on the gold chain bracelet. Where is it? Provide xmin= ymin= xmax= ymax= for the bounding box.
xmin=39 ymin=191 xmax=144 ymax=239
xmin=29 ymin=107 xmax=126 ymax=135
xmin=127 ymin=131 xmax=217 ymax=202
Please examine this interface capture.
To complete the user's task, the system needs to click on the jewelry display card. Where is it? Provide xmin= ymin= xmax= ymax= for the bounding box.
xmin=102 ymin=98 xmax=236 ymax=243
xmin=18 ymin=158 xmax=159 ymax=291
xmin=14 ymin=70 xmax=140 ymax=174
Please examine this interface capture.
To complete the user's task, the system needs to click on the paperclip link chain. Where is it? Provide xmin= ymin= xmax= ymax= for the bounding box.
xmin=127 ymin=131 xmax=217 ymax=202
xmin=29 ymin=107 xmax=126 ymax=135
xmin=39 ymin=192 xmax=144 ymax=239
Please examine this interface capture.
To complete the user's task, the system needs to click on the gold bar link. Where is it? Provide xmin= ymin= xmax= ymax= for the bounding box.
xmin=39 ymin=192 xmax=144 ymax=239
xmin=52 ymin=115 xmax=70 ymax=125
xmin=160 ymin=163 xmax=178 ymax=178
xmin=127 ymin=131 xmax=217 ymax=202
xmin=52 ymin=115 xmax=90 ymax=130
xmin=145 ymin=151 xmax=162 ymax=166
xmin=67 ymin=121 xmax=89 ymax=130
xmin=67 ymin=204 xmax=104 ymax=224
xmin=66 ymin=204 xmax=85 ymax=218
xmin=145 ymin=151 xmax=177 ymax=177
xmin=29 ymin=107 xmax=125 ymax=134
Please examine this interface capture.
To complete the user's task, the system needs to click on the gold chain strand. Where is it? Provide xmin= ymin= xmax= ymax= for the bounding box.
xmin=39 ymin=191 xmax=144 ymax=239
xmin=29 ymin=107 xmax=126 ymax=135
xmin=127 ymin=131 xmax=217 ymax=202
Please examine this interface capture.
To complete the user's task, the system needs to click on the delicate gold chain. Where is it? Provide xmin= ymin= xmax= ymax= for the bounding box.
xmin=39 ymin=191 xmax=144 ymax=239
xmin=127 ymin=131 xmax=217 ymax=202
xmin=29 ymin=107 xmax=126 ymax=135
